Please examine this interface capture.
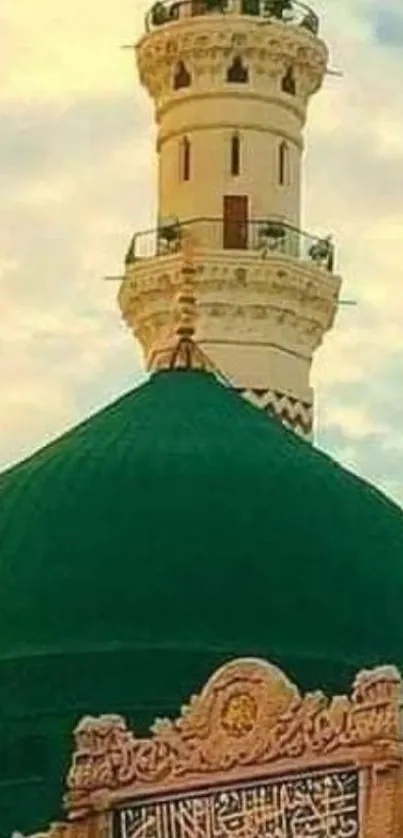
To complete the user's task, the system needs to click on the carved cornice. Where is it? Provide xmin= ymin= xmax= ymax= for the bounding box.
xmin=157 ymin=88 xmax=306 ymax=124
xmin=157 ymin=118 xmax=304 ymax=153
xmin=136 ymin=18 xmax=328 ymax=109
xmin=118 ymin=250 xmax=341 ymax=364
xmin=65 ymin=658 xmax=402 ymax=818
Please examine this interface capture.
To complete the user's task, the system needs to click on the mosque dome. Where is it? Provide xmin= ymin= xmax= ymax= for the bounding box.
xmin=1 ymin=369 xmax=403 ymax=832
xmin=4 ymin=0 xmax=403 ymax=834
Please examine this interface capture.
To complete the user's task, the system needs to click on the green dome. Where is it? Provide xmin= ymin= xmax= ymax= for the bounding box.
xmin=1 ymin=369 xmax=403 ymax=833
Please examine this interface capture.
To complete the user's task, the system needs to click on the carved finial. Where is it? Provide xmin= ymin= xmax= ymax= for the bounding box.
xmin=174 ymin=232 xmax=197 ymax=341
xmin=181 ymin=229 xmax=196 ymax=270
xmin=148 ymin=232 xmax=222 ymax=375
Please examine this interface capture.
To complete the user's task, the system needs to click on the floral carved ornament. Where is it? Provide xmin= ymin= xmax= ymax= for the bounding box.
xmin=65 ymin=658 xmax=402 ymax=817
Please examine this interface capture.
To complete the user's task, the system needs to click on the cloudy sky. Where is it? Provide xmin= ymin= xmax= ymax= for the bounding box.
xmin=1 ymin=0 xmax=403 ymax=504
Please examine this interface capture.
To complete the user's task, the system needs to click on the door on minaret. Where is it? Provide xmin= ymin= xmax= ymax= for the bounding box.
xmin=223 ymin=195 xmax=249 ymax=249
xmin=191 ymin=0 xmax=206 ymax=15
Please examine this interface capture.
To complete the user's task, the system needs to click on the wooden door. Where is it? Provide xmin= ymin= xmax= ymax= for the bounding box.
xmin=191 ymin=0 xmax=206 ymax=15
xmin=223 ymin=195 xmax=249 ymax=249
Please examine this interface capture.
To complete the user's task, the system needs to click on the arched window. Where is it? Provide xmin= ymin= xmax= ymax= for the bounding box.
xmin=231 ymin=133 xmax=241 ymax=176
xmin=180 ymin=136 xmax=191 ymax=181
xmin=281 ymin=67 xmax=296 ymax=95
xmin=278 ymin=140 xmax=288 ymax=186
xmin=173 ymin=61 xmax=191 ymax=90
xmin=227 ymin=56 xmax=249 ymax=83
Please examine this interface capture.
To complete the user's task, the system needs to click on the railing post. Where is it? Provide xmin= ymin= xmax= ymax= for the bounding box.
xmin=181 ymin=0 xmax=193 ymax=19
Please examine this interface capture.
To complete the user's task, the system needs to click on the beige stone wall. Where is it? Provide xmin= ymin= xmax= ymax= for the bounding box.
xmin=158 ymin=93 xmax=302 ymax=226
xmin=201 ymin=341 xmax=311 ymax=397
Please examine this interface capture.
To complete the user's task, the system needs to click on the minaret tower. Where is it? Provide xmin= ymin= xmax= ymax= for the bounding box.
xmin=118 ymin=0 xmax=342 ymax=437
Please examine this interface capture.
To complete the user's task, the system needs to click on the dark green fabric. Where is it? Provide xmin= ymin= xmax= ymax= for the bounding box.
xmin=1 ymin=369 xmax=403 ymax=834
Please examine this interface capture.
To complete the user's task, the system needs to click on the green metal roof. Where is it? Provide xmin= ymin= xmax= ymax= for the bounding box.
xmin=1 ymin=369 xmax=403 ymax=834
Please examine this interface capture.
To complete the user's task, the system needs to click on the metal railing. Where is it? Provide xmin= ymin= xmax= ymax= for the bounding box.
xmin=125 ymin=217 xmax=335 ymax=272
xmin=145 ymin=0 xmax=319 ymax=35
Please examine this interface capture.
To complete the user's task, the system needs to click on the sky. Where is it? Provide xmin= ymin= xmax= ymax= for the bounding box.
xmin=1 ymin=0 xmax=403 ymax=504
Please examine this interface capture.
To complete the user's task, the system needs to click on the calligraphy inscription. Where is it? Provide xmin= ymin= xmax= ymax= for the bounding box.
xmin=65 ymin=659 xmax=401 ymax=818
xmin=114 ymin=769 xmax=359 ymax=838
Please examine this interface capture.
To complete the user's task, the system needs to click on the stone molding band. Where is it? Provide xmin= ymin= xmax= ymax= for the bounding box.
xmin=157 ymin=89 xmax=306 ymax=124
xmin=157 ymin=119 xmax=304 ymax=152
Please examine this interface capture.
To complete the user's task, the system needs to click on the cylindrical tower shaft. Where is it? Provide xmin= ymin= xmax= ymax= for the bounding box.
xmin=119 ymin=0 xmax=341 ymax=438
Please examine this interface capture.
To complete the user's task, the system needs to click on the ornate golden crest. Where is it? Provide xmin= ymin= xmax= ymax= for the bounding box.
xmin=65 ymin=658 xmax=402 ymax=819
xmin=221 ymin=692 xmax=257 ymax=737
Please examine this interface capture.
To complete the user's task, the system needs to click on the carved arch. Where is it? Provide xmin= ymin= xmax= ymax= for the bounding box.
xmin=227 ymin=56 xmax=249 ymax=83
xmin=173 ymin=61 xmax=191 ymax=90
xmin=281 ymin=66 xmax=296 ymax=95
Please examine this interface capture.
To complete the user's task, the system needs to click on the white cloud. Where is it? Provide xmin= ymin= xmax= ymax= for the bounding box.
xmin=0 ymin=375 xmax=78 ymax=468
xmin=319 ymin=404 xmax=388 ymax=441
xmin=2 ymin=0 xmax=149 ymax=100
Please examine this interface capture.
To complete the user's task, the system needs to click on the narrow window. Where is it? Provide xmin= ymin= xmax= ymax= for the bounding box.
xmin=173 ymin=61 xmax=191 ymax=90
xmin=231 ymin=133 xmax=241 ymax=176
xmin=227 ymin=56 xmax=249 ymax=83
xmin=278 ymin=140 xmax=288 ymax=186
xmin=180 ymin=136 xmax=191 ymax=181
xmin=281 ymin=67 xmax=296 ymax=95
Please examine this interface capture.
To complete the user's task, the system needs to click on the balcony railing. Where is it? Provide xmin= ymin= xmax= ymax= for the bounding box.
xmin=125 ymin=217 xmax=335 ymax=272
xmin=145 ymin=0 xmax=319 ymax=35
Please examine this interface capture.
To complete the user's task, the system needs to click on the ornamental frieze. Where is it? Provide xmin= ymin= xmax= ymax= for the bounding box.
xmin=136 ymin=20 xmax=328 ymax=104
xmin=65 ymin=658 xmax=402 ymax=818
xmin=119 ymin=253 xmax=340 ymax=359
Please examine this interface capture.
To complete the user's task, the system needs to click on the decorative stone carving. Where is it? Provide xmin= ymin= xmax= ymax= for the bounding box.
xmin=118 ymin=244 xmax=339 ymax=437
xmin=239 ymin=386 xmax=313 ymax=436
xmin=118 ymin=249 xmax=340 ymax=363
xmin=136 ymin=19 xmax=328 ymax=110
xmin=65 ymin=658 xmax=402 ymax=818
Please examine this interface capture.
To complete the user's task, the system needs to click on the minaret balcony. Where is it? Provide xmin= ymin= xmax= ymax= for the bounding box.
xmin=124 ymin=217 xmax=335 ymax=273
xmin=120 ymin=214 xmax=341 ymax=395
xmin=145 ymin=0 xmax=320 ymax=35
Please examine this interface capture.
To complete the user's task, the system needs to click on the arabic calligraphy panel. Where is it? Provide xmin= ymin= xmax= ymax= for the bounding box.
xmin=113 ymin=768 xmax=360 ymax=838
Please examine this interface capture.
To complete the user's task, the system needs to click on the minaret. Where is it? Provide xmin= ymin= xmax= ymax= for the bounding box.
xmin=118 ymin=0 xmax=342 ymax=438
